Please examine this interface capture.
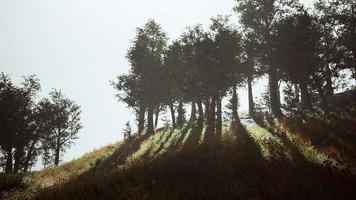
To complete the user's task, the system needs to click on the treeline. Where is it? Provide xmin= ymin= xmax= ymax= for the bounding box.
xmin=0 ymin=73 xmax=82 ymax=173
xmin=112 ymin=0 xmax=355 ymax=139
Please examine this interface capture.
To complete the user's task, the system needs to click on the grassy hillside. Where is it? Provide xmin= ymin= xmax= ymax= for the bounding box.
xmin=1 ymin=141 xmax=121 ymax=200
xmin=2 ymin=91 xmax=356 ymax=199
xmin=32 ymin=122 xmax=356 ymax=199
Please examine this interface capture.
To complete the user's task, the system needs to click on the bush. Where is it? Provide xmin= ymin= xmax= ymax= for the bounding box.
xmin=0 ymin=173 xmax=26 ymax=192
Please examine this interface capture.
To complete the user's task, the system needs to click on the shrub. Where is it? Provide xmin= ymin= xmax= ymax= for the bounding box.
xmin=0 ymin=173 xmax=26 ymax=192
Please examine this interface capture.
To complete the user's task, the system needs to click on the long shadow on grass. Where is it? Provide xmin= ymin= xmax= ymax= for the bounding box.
xmin=230 ymin=123 xmax=264 ymax=167
xmin=163 ymin=124 xmax=193 ymax=155
xmin=297 ymin=116 xmax=356 ymax=164
xmin=35 ymin=123 xmax=356 ymax=200
xmin=181 ymin=122 xmax=203 ymax=151
xmin=141 ymin=129 xmax=174 ymax=160
xmin=253 ymin=113 xmax=311 ymax=164
xmin=95 ymin=130 xmax=155 ymax=173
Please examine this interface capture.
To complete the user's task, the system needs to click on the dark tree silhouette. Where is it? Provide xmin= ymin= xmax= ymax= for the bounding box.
xmin=272 ymin=12 xmax=322 ymax=110
xmin=0 ymin=74 xmax=41 ymax=173
xmin=315 ymin=0 xmax=356 ymax=79
xmin=234 ymin=0 xmax=302 ymax=117
xmin=126 ymin=19 xmax=167 ymax=135
xmin=40 ymin=90 xmax=82 ymax=166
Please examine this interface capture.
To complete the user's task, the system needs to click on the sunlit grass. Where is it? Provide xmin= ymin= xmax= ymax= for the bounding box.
xmin=127 ymin=127 xmax=191 ymax=163
xmin=181 ymin=128 xmax=192 ymax=145
xmin=199 ymin=126 xmax=206 ymax=144
xmin=155 ymin=129 xmax=181 ymax=155
xmin=128 ymin=130 xmax=166 ymax=161
xmin=283 ymin=129 xmax=330 ymax=165
xmin=263 ymin=117 xmax=335 ymax=166
xmin=246 ymin=125 xmax=273 ymax=158
xmin=2 ymin=141 xmax=122 ymax=200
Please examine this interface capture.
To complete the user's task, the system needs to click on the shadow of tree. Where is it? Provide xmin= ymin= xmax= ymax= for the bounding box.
xmin=163 ymin=124 xmax=192 ymax=154
xmin=297 ymin=116 xmax=356 ymax=165
xmin=95 ymin=130 xmax=155 ymax=173
xmin=35 ymin=121 xmax=356 ymax=200
xmin=253 ymin=113 xmax=314 ymax=164
xmin=140 ymin=130 xmax=168 ymax=160
xmin=181 ymin=123 xmax=203 ymax=151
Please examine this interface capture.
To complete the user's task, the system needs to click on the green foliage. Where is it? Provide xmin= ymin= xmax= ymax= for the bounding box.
xmin=282 ymin=83 xmax=300 ymax=113
xmin=315 ymin=0 xmax=356 ymax=78
xmin=261 ymin=85 xmax=271 ymax=111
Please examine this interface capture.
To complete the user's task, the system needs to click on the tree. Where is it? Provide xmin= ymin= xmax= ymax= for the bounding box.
xmin=164 ymin=40 xmax=191 ymax=128
xmin=123 ymin=121 xmax=132 ymax=140
xmin=0 ymin=73 xmax=41 ymax=173
xmin=241 ymin=33 xmax=261 ymax=116
xmin=179 ymin=25 xmax=206 ymax=127
xmin=40 ymin=90 xmax=82 ymax=166
xmin=272 ymin=12 xmax=322 ymax=111
xmin=112 ymin=74 xmax=145 ymax=135
xmin=315 ymin=0 xmax=356 ymax=79
xmin=126 ymin=19 xmax=168 ymax=134
xmin=234 ymin=0 xmax=301 ymax=117
xmin=209 ymin=16 xmax=244 ymax=136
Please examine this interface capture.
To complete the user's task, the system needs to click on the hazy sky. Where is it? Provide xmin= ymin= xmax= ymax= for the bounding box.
xmin=0 ymin=0 xmax=313 ymax=165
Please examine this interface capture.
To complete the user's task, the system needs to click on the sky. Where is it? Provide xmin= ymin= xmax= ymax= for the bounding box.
xmin=0 ymin=0 xmax=313 ymax=167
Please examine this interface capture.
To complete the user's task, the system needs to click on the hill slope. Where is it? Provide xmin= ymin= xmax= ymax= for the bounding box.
xmin=1 ymin=141 xmax=121 ymax=199
xmin=3 ymin=90 xmax=356 ymax=200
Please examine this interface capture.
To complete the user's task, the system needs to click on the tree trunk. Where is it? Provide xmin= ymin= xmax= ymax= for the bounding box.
xmin=269 ymin=67 xmax=283 ymax=117
xmin=299 ymin=82 xmax=311 ymax=110
xmin=147 ymin=106 xmax=155 ymax=134
xmin=205 ymin=97 xmax=216 ymax=143
xmin=231 ymin=85 xmax=242 ymax=129
xmin=204 ymin=98 xmax=210 ymax=122
xmin=13 ymin=147 xmax=23 ymax=173
xmin=137 ymin=105 xmax=145 ymax=136
xmin=211 ymin=98 xmax=216 ymax=136
xmin=169 ymin=101 xmax=176 ymax=128
xmin=231 ymin=85 xmax=239 ymax=123
xmin=154 ymin=108 xmax=159 ymax=129
xmin=324 ymin=64 xmax=334 ymax=97
xmin=294 ymin=84 xmax=300 ymax=102
xmin=188 ymin=101 xmax=196 ymax=124
xmin=176 ymin=101 xmax=184 ymax=128
xmin=352 ymin=50 xmax=356 ymax=80
xmin=247 ymin=76 xmax=255 ymax=116
xmin=317 ymin=85 xmax=329 ymax=112
xmin=5 ymin=146 xmax=13 ymax=173
xmin=55 ymin=132 xmax=61 ymax=166
xmin=197 ymin=99 xmax=204 ymax=126
xmin=23 ymin=141 xmax=37 ymax=172
xmin=313 ymin=75 xmax=329 ymax=112
xmin=216 ymin=96 xmax=222 ymax=141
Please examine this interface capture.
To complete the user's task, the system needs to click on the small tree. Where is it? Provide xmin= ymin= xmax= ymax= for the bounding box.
xmin=40 ymin=90 xmax=82 ymax=166
xmin=123 ymin=121 xmax=132 ymax=140
xmin=282 ymin=83 xmax=300 ymax=115
xmin=261 ymin=86 xmax=271 ymax=112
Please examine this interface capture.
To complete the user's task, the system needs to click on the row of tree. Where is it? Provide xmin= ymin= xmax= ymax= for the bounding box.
xmin=0 ymin=73 xmax=81 ymax=173
xmin=112 ymin=0 xmax=356 ymax=140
